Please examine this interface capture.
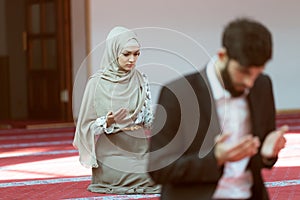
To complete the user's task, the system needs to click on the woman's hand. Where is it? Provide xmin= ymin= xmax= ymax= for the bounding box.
xmin=106 ymin=108 xmax=128 ymax=127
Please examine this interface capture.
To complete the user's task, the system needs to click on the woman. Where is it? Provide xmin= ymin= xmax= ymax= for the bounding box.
xmin=73 ymin=26 xmax=160 ymax=194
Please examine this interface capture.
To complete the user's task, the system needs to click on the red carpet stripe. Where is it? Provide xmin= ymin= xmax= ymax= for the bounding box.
xmin=0 ymin=140 xmax=72 ymax=148
xmin=0 ymin=149 xmax=78 ymax=158
xmin=0 ymin=114 xmax=299 ymax=200
xmin=65 ymin=194 xmax=161 ymax=200
xmin=0 ymin=132 xmax=74 ymax=140
xmin=0 ymin=127 xmax=75 ymax=135
xmin=0 ymin=176 xmax=91 ymax=188
xmin=0 ymin=176 xmax=299 ymax=188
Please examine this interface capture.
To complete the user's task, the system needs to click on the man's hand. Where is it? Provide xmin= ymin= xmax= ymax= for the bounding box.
xmin=106 ymin=108 xmax=128 ymax=127
xmin=214 ymin=134 xmax=260 ymax=166
xmin=261 ymin=125 xmax=288 ymax=159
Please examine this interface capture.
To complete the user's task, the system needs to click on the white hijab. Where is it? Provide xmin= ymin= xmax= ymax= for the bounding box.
xmin=73 ymin=27 xmax=147 ymax=168
xmin=94 ymin=26 xmax=146 ymax=131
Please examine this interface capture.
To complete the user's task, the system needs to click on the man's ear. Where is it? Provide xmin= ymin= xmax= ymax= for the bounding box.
xmin=216 ymin=48 xmax=229 ymax=71
xmin=217 ymin=48 xmax=228 ymax=61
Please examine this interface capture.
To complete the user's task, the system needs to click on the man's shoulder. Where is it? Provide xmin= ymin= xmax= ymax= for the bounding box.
xmin=159 ymin=70 xmax=210 ymax=101
xmin=164 ymin=70 xmax=207 ymax=87
xmin=258 ymin=73 xmax=271 ymax=81
xmin=254 ymin=73 xmax=272 ymax=87
xmin=249 ymin=73 xmax=273 ymax=98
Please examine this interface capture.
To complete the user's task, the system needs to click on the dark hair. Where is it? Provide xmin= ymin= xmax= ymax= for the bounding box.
xmin=222 ymin=18 xmax=272 ymax=67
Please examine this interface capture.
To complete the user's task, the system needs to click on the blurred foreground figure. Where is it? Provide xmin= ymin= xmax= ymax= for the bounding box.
xmin=148 ymin=18 xmax=287 ymax=200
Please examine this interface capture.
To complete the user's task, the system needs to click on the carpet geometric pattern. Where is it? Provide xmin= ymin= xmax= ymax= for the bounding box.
xmin=1 ymin=113 xmax=299 ymax=200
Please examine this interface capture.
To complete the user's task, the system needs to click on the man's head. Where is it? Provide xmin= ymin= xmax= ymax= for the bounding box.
xmin=222 ymin=18 xmax=272 ymax=67
xmin=218 ymin=18 xmax=273 ymax=97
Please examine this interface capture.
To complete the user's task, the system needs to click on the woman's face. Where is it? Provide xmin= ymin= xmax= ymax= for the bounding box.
xmin=117 ymin=46 xmax=140 ymax=71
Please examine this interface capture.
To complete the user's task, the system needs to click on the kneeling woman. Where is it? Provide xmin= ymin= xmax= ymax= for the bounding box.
xmin=73 ymin=26 xmax=160 ymax=194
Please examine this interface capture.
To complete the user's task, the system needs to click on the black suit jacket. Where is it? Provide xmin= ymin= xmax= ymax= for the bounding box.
xmin=148 ymin=69 xmax=277 ymax=200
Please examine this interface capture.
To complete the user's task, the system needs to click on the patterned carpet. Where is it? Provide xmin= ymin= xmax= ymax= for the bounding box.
xmin=0 ymin=113 xmax=299 ymax=200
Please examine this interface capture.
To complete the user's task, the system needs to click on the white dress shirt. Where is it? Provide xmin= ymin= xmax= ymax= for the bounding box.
xmin=206 ymin=57 xmax=253 ymax=199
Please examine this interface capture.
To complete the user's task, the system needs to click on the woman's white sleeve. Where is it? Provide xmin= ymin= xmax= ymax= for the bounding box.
xmin=143 ymin=75 xmax=154 ymax=129
xmin=92 ymin=116 xmax=115 ymax=135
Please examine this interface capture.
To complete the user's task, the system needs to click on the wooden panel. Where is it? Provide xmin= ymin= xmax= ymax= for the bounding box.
xmin=0 ymin=56 xmax=10 ymax=119
xmin=25 ymin=0 xmax=72 ymax=121
xmin=28 ymin=71 xmax=60 ymax=119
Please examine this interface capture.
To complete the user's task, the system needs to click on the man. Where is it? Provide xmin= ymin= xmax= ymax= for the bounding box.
xmin=148 ymin=18 xmax=287 ymax=200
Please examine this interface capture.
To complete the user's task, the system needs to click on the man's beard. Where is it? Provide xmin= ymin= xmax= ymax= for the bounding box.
xmin=220 ymin=60 xmax=245 ymax=98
